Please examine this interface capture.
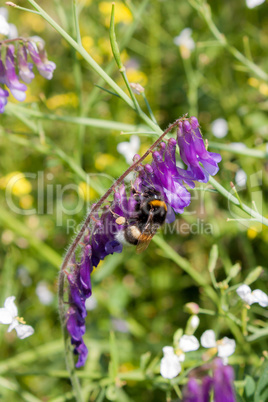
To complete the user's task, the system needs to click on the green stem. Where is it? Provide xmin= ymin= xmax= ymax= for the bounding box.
xmin=72 ymin=0 xmax=84 ymax=166
xmin=209 ymin=176 xmax=268 ymax=226
xmin=5 ymin=103 xmax=149 ymax=132
xmin=208 ymin=141 xmax=268 ymax=159
xmin=109 ymin=3 xmax=140 ymax=114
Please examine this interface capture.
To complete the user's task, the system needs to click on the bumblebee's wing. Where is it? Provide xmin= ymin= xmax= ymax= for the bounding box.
xmin=136 ymin=213 xmax=159 ymax=254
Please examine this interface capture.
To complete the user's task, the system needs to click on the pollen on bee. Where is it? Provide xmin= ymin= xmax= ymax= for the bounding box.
xmin=116 ymin=216 xmax=126 ymax=225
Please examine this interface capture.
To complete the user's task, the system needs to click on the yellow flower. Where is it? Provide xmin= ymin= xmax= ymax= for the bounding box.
xmin=78 ymin=182 xmax=97 ymax=201
xmin=19 ymin=195 xmax=34 ymax=209
xmin=46 ymin=93 xmax=79 ymax=110
xmin=259 ymin=83 xmax=268 ymax=96
xmin=99 ymin=2 xmax=133 ymax=27
xmin=0 ymin=172 xmax=32 ymax=196
xmin=248 ymin=77 xmax=259 ymax=88
xmin=98 ymin=38 xmax=113 ymax=58
xmin=126 ymin=68 xmax=147 ymax=86
xmin=82 ymin=36 xmax=94 ymax=53
xmin=20 ymin=13 xmax=46 ymax=32
xmin=247 ymin=227 xmax=258 ymax=239
xmin=95 ymin=153 xmax=116 ymax=171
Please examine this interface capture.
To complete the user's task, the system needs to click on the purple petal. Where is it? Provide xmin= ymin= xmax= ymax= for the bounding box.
xmin=5 ymin=45 xmax=27 ymax=101
xmin=18 ymin=45 xmax=35 ymax=84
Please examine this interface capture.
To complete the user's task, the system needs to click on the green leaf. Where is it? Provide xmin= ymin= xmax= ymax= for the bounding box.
xmin=254 ymin=360 xmax=268 ymax=402
xmin=109 ymin=331 xmax=119 ymax=381
xmin=140 ymin=352 xmax=152 ymax=372
xmin=235 ymin=391 xmax=246 ymax=402
xmin=244 ymin=375 xmax=255 ymax=400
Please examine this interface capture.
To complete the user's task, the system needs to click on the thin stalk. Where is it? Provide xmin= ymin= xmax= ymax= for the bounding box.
xmin=72 ymin=0 xmax=84 ymax=166
xmin=81 ymin=0 xmax=150 ymax=115
xmin=109 ymin=2 xmax=140 ymax=113
xmin=5 ymin=103 xmax=148 ymax=132
xmin=142 ymin=92 xmax=158 ymax=124
xmin=209 ymin=176 xmax=268 ymax=226
xmin=5 ymin=3 xmax=40 ymax=14
xmin=208 ymin=141 xmax=268 ymax=159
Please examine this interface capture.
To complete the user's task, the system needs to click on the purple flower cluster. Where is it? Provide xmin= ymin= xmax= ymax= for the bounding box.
xmin=0 ymin=39 xmax=56 ymax=112
xmin=65 ymin=116 xmax=222 ymax=367
xmin=183 ymin=359 xmax=235 ymax=402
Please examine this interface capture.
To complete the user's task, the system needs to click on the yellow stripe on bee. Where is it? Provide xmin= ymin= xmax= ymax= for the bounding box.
xmin=149 ymin=200 xmax=167 ymax=211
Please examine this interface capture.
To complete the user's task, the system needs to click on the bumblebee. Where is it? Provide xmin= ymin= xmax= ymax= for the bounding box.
xmin=115 ymin=189 xmax=167 ymax=254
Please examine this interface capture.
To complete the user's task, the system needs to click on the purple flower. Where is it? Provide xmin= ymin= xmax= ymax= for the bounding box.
xmin=213 ymin=359 xmax=235 ymax=402
xmin=27 ymin=40 xmax=56 ymax=80
xmin=65 ymin=116 xmax=222 ymax=367
xmin=0 ymin=36 xmax=56 ymax=113
xmin=0 ymin=87 xmax=9 ymax=113
xmin=182 ymin=359 xmax=235 ymax=402
xmin=183 ymin=378 xmax=203 ymax=402
xmin=177 ymin=117 xmax=221 ymax=183
xmin=18 ymin=45 xmax=35 ymax=84
xmin=2 ymin=45 xmax=27 ymax=101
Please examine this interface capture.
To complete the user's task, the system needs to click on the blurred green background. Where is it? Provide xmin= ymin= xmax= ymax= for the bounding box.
xmin=0 ymin=0 xmax=267 ymax=400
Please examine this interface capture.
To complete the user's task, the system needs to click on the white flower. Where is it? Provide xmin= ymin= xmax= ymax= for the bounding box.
xmin=179 ymin=335 xmax=199 ymax=356
xmin=0 ymin=296 xmax=34 ymax=339
xmin=36 ymin=281 xmax=54 ymax=305
xmin=246 ymin=0 xmax=265 ymax=9
xmin=235 ymin=169 xmax=247 ymax=187
xmin=174 ymin=28 xmax=195 ymax=51
xmin=211 ymin=118 xmax=228 ymax=139
xmin=236 ymin=284 xmax=268 ymax=307
xmin=0 ymin=14 xmax=10 ymax=36
xmin=200 ymin=330 xmax=235 ymax=364
xmin=0 ymin=8 xmax=18 ymax=39
xmin=117 ymin=135 xmax=140 ymax=165
xmin=160 ymin=346 xmax=181 ymax=379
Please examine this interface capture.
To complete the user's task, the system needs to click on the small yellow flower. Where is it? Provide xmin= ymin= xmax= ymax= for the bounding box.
xmin=247 ymin=227 xmax=258 ymax=239
xmin=19 ymin=195 xmax=34 ymax=209
xmin=78 ymin=182 xmax=97 ymax=201
xmin=0 ymin=172 xmax=32 ymax=196
xmin=46 ymin=93 xmax=79 ymax=110
xmin=248 ymin=77 xmax=259 ymax=88
xmin=126 ymin=69 xmax=147 ymax=86
xmin=20 ymin=13 xmax=46 ymax=32
xmin=95 ymin=153 xmax=116 ymax=171
xmin=82 ymin=36 xmax=94 ymax=53
xmin=259 ymin=83 xmax=268 ymax=96
xmin=99 ymin=2 xmax=133 ymax=27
